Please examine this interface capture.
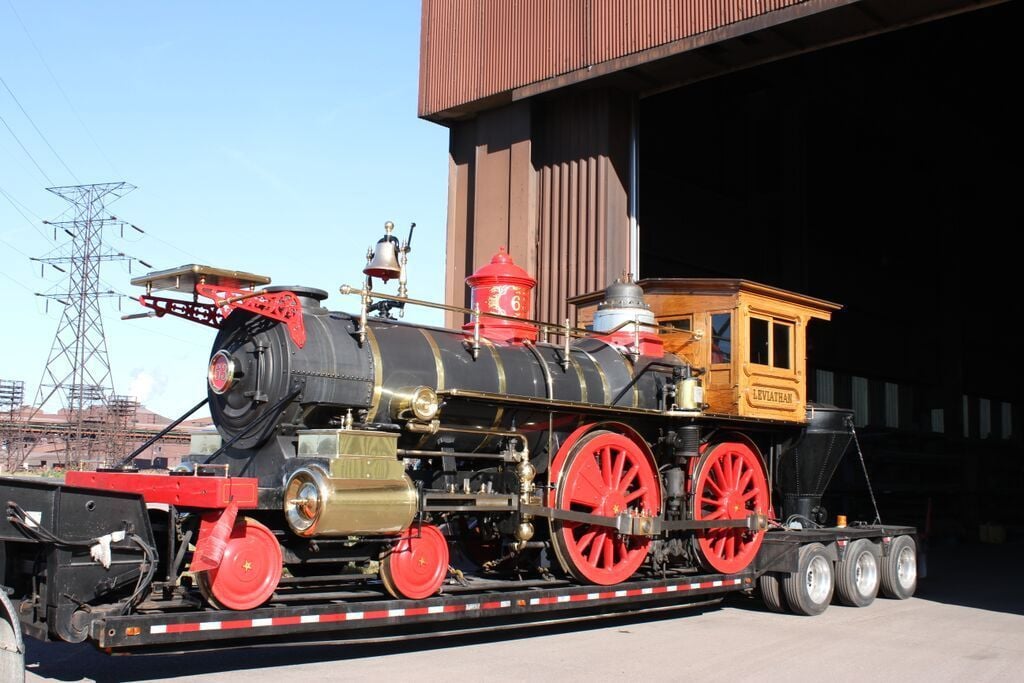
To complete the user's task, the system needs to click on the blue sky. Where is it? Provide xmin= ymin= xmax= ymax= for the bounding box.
xmin=1 ymin=1 xmax=449 ymax=418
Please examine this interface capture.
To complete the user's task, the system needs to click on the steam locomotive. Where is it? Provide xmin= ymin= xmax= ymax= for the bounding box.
xmin=0 ymin=222 xmax=917 ymax=649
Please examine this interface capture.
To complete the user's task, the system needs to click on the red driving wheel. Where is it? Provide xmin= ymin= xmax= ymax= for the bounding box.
xmin=550 ymin=430 xmax=661 ymax=585
xmin=196 ymin=517 xmax=282 ymax=610
xmin=691 ymin=441 xmax=769 ymax=574
xmin=380 ymin=524 xmax=449 ymax=599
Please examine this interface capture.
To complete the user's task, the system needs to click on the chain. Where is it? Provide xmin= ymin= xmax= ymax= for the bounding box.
xmin=851 ymin=426 xmax=882 ymax=525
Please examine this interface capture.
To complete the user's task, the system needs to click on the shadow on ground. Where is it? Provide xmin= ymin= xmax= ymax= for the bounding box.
xmin=912 ymin=539 xmax=1023 ymax=616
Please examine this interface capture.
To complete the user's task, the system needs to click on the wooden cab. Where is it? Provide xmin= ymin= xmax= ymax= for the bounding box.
xmin=571 ymin=279 xmax=840 ymax=423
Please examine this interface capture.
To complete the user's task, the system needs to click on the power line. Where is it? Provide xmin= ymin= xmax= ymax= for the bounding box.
xmin=0 ymin=111 xmax=54 ymax=185
xmin=122 ymin=220 xmax=207 ymax=263
xmin=0 ymin=75 xmax=79 ymax=183
xmin=0 ymin=270 xmax=35 ymax=294
xmin=0 ymin=184 xmax=51 ymax=243
xmin=0 ymin=182 xmax=43 ymax=220
xmin=6 ymin=0 xmax=120 ymax=177
xmin=0 ymin=235 xmax=33 ymax=258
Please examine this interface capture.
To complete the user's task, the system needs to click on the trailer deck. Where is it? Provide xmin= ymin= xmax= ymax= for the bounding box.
xmin=87 ymin=522 xmax=913 ymax=653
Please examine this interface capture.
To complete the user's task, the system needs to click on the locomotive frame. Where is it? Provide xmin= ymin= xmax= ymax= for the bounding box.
xmin=0 ymin=239 xmax=918 ymax=662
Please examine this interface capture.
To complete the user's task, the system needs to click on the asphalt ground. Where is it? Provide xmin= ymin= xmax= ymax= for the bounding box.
xmin=23 ymin=539 xmax=1024 ymax=683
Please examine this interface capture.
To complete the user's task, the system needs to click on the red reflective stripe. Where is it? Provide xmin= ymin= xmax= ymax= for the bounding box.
xmin=148 ymin=578 xmax=746 ymax=634
xmin=320 ymin=613 xmax=347 ymax=623
xmin=220 ymin=620 xmax=252 ymax=630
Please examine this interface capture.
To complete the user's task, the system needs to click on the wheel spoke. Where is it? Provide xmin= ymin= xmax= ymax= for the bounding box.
xmin=722 ymin=452 xmax=734 ymax=487
xmin=587 ymin=531 xmax=606 ymax=566
xmin=704 ymin=477 xmax=724 ymax=497
xmin=737 ymin=468 xmax=753 ymax=493
xmin=616 ymin=538 xmax=631 ymax=563
xmin=741 ymin=488 xmax=762 ymax=503
xmin=612 ymin=448 xmax=626 ymax=488
xmin=602 ymin=536 xmax=615 ymax=568
xmin=623 ymin=486 xmax=648 ymax=504
xmin=618 ymin=465 xmax=639 ymax=493
xmin=717 ymin=532 xmax=731 ymax=553
xmin=575 ymin=529 xmax=598 ymax=553
xmin=600 ymin=446 xmax=613 ymax=487
xmin=711 ymin=458 xmax=726 ymax=487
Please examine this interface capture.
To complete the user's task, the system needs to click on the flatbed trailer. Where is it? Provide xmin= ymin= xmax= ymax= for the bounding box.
xmin=3 ymin=519 xmax=915 ymax=656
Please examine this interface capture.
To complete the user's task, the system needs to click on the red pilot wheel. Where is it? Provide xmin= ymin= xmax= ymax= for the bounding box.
xmin=550 ymin=430 xmax=661 ymax=585
xmin=196 ymin=517 xmax=282 ymax=610
xmin=380 ymin=524 xmax=449 ymax=600
xmin=691 ymin=441 xmax=769 ymax=574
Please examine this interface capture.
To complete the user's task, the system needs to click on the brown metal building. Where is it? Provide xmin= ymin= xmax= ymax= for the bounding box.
xmin=419 ymin=0 xmax=1020 ymax=536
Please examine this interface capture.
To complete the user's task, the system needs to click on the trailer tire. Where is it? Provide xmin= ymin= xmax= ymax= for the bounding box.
xmin=0 ymin=588 xmax=24 ymax=683
xmin=783 ymin=543 xmax=833 ymax=616
xmin=881 ymin=535 xmax=917 ymax=600
xmin=758 ymin=573 xmax=788 ymax=613
xmin=835 ymin=539 xmax=880 ymax=607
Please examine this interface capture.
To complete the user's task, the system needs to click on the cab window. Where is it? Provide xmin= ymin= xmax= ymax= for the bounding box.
xmin=661 ymin=316 xmax=692 ymax=332
xmin=711 ymin=313 xmax=731 ymax=364
xmin=748 ymin=315 xmax=793 ymax=370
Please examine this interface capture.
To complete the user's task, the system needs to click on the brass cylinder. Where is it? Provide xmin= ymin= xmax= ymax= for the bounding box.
xmin=677 ymin=377 xmax=704 ymax=411
xmin=284 ymin=464 xmax=418 ymax=537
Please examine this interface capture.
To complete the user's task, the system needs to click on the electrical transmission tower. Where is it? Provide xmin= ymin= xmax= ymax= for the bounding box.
xmin=29 ymin=182 xmax=140 ymax=469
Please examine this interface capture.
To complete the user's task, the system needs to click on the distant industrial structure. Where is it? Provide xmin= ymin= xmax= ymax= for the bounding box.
xmin=0 ymin=394 xmax=205 ymax=472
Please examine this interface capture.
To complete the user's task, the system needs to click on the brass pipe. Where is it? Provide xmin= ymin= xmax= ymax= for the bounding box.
xmin=340 ymin=285 xmax=592 ymax=338
xmin=428 ymin=424 xmax=529 ymax=460
xmin=398 ymin=449 xmax=515 ymax=461
xmin=340 ymin=285 xmax=706 ymax=339
xmin=213 ymin=288 xmax=265 ymax=307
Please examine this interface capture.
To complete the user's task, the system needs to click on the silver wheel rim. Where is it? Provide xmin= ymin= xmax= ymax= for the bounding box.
xmin=806 ymin=555 xmax=832 ymax=604
xmin=854 ymin=550 xmax=878 ymax=596
xmin=896 ymin=546 xmax=916 ymax=589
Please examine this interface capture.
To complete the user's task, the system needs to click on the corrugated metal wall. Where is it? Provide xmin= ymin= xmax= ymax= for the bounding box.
xmin=420 ymin=0 xmax=809 ymax=116
xmin=443 ymin=89 xmax=632 ymax=328
xmin=533 ymin=91 xmax=630 ymax=328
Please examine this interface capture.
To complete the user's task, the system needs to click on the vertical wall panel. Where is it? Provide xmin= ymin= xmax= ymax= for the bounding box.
xmin=528 ymin=89 xmax=631 ymax=327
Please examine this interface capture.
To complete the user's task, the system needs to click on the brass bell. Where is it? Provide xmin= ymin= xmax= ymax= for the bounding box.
xmin=363 ymin=221 xmax=401 ymax=282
